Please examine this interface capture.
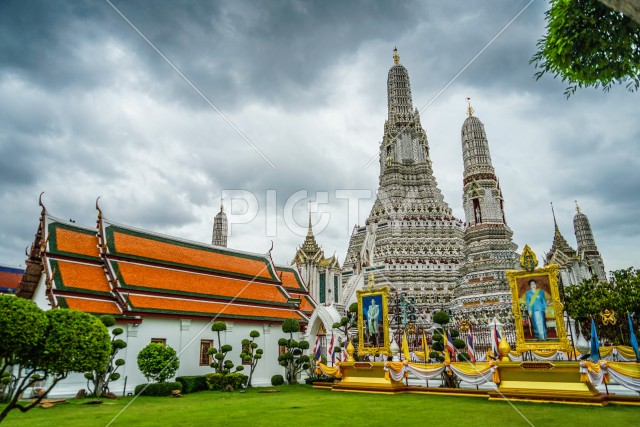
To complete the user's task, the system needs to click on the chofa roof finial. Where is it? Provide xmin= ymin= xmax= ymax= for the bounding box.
xmin=96 ymin=196 xmax=103 ymax=219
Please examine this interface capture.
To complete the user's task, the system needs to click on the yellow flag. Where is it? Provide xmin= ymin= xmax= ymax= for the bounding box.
xmin=422 ymin=330 xmax=428 ymax=361
xmin=443 ymin=331 xmax=451 ymax=363
xmin=402 ymin=331 xmax=411 ymax=361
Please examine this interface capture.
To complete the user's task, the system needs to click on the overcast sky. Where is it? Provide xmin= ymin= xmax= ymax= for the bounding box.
xmin=1 ymin=0 xmax=638 ymax=275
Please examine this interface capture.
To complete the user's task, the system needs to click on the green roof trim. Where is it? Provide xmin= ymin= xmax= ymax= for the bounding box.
xmin=276 ymin=265 xmax=308 ymax=292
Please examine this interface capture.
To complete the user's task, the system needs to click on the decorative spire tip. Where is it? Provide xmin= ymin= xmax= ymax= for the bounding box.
xmin=393 ymin=47 xmax=400 ymax=65
xmin=575 ymin=200 xmax=581 ymax=213
xmin=466 ymin=97 xmax=474 ymax=117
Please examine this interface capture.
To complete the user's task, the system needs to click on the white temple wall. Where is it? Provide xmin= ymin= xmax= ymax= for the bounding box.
xmin=25 ymin=312 xmax=299 ymax=397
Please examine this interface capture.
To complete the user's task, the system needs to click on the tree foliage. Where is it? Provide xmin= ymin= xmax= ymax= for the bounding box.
xmin=278 ymin=319 xmax=310 ymax=384
xmin=137 ymin=342 xmax=180 ymax=383
xmin=239 ymin=330 xmax=263 ymax=387
xmin=531 ymin=0 xmax=640 ymax=97
xmin=0 ymin=297 xmax=48 ymax=372
xmin=565 ymin=268 xmax=640 ymax=344
xmin=0 ymin=298 xmax=110 ymax=422
xmin=84 ymin=315 xmax=127 ymax=397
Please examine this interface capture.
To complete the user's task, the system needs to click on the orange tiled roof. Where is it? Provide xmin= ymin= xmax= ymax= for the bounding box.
xmin=277 ymin=269 xmax=306 ymax=291
xmin=51 ymin=225 xmax=100 ymax=258
xmin=53 ymin=260 xmax=111 ymax=294
xmin=127 ymin=294 xmax=304 ymax=322
xmin=59 ymin=296 xmax=121 ymax=314
xmin=0 ymin=269 xmax=22 ymax=290
xmin=292 ymin=293 xmax=315 ymax=313
xmin=113 ymin=261 xmax=289 ymax=304
xmin=109 ymin=230 xmax=276 ymax=281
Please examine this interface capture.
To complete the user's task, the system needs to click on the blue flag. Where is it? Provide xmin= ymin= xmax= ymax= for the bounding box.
xmin=590 ymin=319 xmax=600 ymax=362
xmin=628 ymin=314 xmax=639 ymax=361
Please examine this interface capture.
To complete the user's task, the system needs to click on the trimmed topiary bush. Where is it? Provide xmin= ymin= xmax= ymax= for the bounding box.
xmin=175 ymin=376 xmax=208 ymax=394
xmin=432 ymin=311 xmax=450 ymax=326
xmin=204 ymin=373 xmax=248 ymax=391
xmin=134 ymin=382 xmax=182 ymax=397
xmin=457 ymin=352 xmax=472 ymax=362
xmin=271 ymin=375 xmax=284 ymax=386
xmin=453 ymin=339 xmax=466 ymax=349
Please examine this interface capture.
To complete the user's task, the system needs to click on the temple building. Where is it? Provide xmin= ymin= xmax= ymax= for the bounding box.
xmin=295 ymin=49 xmax=612 ymax=331
xmin=212 ymin=200 xmax=228 ymax=247
xmin=544 ymin=203 xmax=606 ymax=287
xmin=339 ymin=48 xmax=465 ymax=321
xmin=292 ymin=214 xmax=342 ymax=306
xmin=16 ymin=199 xmax=315 ymax=395
xmin=449 ymin=103 xmax=519 ymax=325
xmin=0 ymin=264 xmax=23 ymax=294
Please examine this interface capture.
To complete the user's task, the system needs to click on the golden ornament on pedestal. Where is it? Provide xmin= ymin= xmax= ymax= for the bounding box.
xmin=347 ymin=340 xmax=355 ymax=362
xmin=498 ymin=333 xmax=511 ymax=362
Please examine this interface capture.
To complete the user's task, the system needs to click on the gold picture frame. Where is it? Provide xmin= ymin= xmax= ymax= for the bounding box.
xmin=507 ymin=264 xmax=571 ymax=353
xmin=357 ymin=286 xmax=390 ymax=356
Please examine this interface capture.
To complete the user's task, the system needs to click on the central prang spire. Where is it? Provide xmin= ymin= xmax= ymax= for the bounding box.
xmin=387 ymin=48 xmax=414 ymax=124
xmin=341 ymin=49 xmax=465 ymax=318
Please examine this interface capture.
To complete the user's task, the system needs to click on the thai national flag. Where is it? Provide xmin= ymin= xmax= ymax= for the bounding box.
xmin=446 ymin=330 xmax=456 ymax=361
xmin=467 ymin=328 xmax=476 ymax=363
xmin=313 ymin=335 xmax=322 ymax=361
xmin=491 ymin=325 xmax=501 ymax=359
xmin=329 ymin=334 xmax=335 ymax=365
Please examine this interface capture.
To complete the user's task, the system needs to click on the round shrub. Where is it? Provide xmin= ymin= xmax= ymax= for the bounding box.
xmin=432 ymin=311 xmax=450 ymax=326
xmin=457 ymin=352 xmax=472 ymax=362
xmin=282 ymin=319 xmax=300 ymax=333
xmin=211 ymin=321 xmax=227 ymax=332
xmin=137 ymin=342 xmax=180 ymax=383
xmin=453 ymin=339 xmax=466 ymax=349
xmin=271 ymin=375 xmax=284 ymax=386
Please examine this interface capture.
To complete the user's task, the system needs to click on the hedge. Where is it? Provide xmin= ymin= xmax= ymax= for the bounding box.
xmin=134 ymin=382 xmax=182 ymax=397
xmin=175 ymin=375 xmax=209 ymax=394
xmin=204 ymin=372 xmax=248 ymax=390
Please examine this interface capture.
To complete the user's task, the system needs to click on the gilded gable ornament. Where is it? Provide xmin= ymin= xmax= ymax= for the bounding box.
xmin=520 ymin=245 xmax=538 ymax=272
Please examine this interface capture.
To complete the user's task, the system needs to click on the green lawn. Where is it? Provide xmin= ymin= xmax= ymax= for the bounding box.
xmin=1 ymin=385 xmax=637 ymax=427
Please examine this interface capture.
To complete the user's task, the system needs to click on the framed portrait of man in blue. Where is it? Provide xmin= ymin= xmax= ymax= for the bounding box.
xmin=357 ymin=286 xmax=390 ymax=356
xmin=507 ymin=264 xmax=570 ymax=353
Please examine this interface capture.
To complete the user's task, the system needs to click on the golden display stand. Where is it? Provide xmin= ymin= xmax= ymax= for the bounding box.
xmin=316 ymin=360 xmax=634 ymax=405
xmin=490 ymin=361 xmax=607 ymax=405
xmin=331 ymin=362 xmax=407 ymax=394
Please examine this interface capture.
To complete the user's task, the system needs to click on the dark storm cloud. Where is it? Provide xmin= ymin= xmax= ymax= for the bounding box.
xmin=0 ymin=0 xmax=638 ymax=273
